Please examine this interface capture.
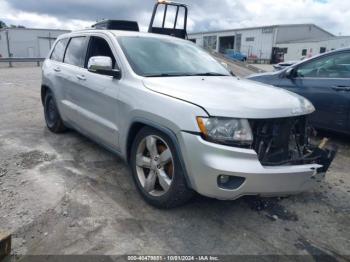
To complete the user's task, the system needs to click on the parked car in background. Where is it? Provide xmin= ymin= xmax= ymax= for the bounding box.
xmin=224 ymin=49 xmax=247 ymax=62
xmin=273 ymin=61 xmax=298 ymax=71
xmin=247 ymin=48 xmax=350 ymax=135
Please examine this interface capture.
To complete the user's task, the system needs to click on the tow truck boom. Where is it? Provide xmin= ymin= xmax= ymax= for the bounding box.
xmin=148 ymin=0 xmax=188 ymax=39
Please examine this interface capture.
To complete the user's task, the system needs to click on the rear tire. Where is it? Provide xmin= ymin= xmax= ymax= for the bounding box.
xmin=130 ymin=127 xmax=194 ymax=208
xmin=44 ymin=91 xmax=66 ymax=133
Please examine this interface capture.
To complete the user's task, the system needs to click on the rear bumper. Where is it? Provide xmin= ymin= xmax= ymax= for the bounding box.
xmin=178 ymin=132 xmax=333 ymax=200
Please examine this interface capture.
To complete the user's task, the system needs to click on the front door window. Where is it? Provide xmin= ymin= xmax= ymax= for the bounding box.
xmin=296 ymin=52 xmax=350 ymax=78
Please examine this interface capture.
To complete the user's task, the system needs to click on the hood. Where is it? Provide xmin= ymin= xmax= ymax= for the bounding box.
xmin=142 ymin=76 xmax=315 ymax=119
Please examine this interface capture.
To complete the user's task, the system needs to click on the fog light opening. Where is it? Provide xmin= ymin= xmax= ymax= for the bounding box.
xmin=217 ymin=175 xmax=245 ymax=190
xmin=219 ymin=175 xmax=230 ymax=184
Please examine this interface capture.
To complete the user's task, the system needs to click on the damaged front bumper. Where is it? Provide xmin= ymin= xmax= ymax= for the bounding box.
xmin=178 ymin=132 xmax=337 ymax=200
xmin=249 ymin=117 xmax=337 ymax=172
xmin=304 ymin=142 xmax=337 ymax=173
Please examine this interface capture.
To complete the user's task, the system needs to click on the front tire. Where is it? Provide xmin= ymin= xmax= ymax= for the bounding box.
xmin=44 ymin=91 xmax=66 ymax=133
xmin=130 ymin=127 xmax=194 ymax=208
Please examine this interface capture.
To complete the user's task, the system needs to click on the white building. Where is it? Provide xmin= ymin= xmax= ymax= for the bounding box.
xmin=275 ymin=36 xmax=350 ymax=61
xmin=0 ymin=28 xmax=70 ymax=58
xmin=188 ymin=24 xmax=335 ymax=63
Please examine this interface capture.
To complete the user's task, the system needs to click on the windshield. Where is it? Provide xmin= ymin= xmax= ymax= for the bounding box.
xmin=117 ymin=36 xmax=230 ymax=77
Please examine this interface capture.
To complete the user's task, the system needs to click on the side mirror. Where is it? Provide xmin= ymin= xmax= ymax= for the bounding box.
xmin=221 ymin=62 xmax=228 ymax=69
xmin=88 ymin=56 xmax=121 ymax=79
xmin=221 ymin=62 xmax=235 ymax=76
xmin=285 ymin=67 xmax=295 ymax=79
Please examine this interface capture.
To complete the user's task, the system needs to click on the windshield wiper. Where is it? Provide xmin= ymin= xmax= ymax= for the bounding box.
xmin=144 ymin=72 xmax=229 ymax=77
xmin=144 ymin=73 xmax=193 ymax=77
xmin=189 ymin=72 xmax=229 ymax=76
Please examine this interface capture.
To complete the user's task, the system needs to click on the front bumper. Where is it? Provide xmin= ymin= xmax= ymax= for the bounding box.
xmin=178 ymin=132 xmax=334 ymax=200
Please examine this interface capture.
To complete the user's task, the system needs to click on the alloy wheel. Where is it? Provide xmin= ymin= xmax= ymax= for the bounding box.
xmin=135 ymin=135 xmax=174 ymax=196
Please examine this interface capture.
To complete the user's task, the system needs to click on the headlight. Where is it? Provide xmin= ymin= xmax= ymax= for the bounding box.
xmin=196 ymin=117 xmax=253 ymax=146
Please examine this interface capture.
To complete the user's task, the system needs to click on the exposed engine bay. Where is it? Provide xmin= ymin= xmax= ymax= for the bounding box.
xmin=249 ymin=116 xmax=337 ymax=172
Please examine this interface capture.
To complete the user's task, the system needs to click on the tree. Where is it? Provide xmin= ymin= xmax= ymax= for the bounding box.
xmin=0 ymin=20 xmax=7 ymax=29
xmin=10 ymin=24 xmax=26 ymax=28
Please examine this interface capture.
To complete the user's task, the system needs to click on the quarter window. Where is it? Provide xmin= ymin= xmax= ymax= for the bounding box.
xmin=64 ymin=37 xmax=87 ymax=67
xmin=50 ymin=38 xmax=69 ymax=62
xmin=296 ymin=52 xmax=350 ymax=78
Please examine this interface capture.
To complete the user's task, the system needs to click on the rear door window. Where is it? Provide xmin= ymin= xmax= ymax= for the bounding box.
xmin=50 ymin=38 xmax=69 ymax=62
xmin=64 ymin=37 xmax=87 ymax=67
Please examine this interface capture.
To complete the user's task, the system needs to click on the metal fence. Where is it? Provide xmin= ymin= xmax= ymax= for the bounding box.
xmin=246 ymin=58 xmax=271 ymax=64
xmin=0 ymin=58 xmax=45 ymax=67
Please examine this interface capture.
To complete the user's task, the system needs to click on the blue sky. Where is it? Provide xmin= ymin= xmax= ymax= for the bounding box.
xmin=0 ymin=0 xmax=348 ymax=35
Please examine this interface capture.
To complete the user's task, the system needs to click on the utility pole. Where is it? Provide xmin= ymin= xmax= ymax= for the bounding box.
xmin=49 ymin=32 xmax=52 ymax=49
xmin=5 ymin=29 xmax=12 ymax=67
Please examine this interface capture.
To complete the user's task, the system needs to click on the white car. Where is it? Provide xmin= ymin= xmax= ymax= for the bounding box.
xmin=41 ymin=29 xmax=336 ymax=208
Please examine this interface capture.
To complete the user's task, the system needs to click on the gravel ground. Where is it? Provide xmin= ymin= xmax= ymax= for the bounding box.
xmin=0 ymin=66 xmax=349 ymax=258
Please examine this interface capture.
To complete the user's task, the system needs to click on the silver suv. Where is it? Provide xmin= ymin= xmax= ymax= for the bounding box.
xmin=41 ymin=29 xmax=335 ymax=208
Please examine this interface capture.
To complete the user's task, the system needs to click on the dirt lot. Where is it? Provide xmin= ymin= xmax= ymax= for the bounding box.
xmin=0 ymin=66 xmax=349 ymax=258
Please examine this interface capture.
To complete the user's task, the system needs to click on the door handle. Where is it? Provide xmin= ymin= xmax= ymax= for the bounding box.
xmin=53 ymin=67 xmax=61 ymax=72
xmin=76 ymin=74 xmax=86 ymax=81
xmin=332 ymin=86 xmax=350 ymax=91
